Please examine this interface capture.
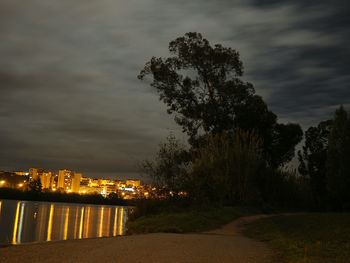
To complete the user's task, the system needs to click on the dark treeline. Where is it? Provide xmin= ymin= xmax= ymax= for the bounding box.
xmin=298 ymin=106 xmax=350 ymax=210
xmin=0 ymin=188 xmax=129 ymax=206
xmin=138 ymin=32 xmax=349 ymax=212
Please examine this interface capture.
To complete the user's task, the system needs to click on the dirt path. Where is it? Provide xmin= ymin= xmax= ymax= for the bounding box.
xmin=0 ymin=215 xmax=274 ymax=263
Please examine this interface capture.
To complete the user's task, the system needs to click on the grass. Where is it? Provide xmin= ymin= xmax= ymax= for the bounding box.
xmin=127 ymin=206 xmax=259 ymax=234
xmin=244 ymin=213 xmax=350 ymax=263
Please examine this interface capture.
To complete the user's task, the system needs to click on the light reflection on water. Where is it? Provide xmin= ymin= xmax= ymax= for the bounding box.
xmin=0 ymin=199 xmax=128 ymax=245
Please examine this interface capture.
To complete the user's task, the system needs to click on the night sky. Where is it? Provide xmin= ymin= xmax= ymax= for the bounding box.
xmin=0 ymin=0 xmax=349 ymax=179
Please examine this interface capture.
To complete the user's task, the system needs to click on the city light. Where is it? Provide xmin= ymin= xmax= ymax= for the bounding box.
xmin=0 ymin=168 xmax=150 ymax=200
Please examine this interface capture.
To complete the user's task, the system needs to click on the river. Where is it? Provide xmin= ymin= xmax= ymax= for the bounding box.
xmin=0 ymin=199 xmax=128 ymax=245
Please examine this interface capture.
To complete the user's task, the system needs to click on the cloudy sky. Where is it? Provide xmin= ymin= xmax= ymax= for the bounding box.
xmin=0 ymin=0 xmax=349 ymax=179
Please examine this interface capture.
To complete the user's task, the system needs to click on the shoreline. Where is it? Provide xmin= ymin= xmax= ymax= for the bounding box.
xmin=0 ymin=215 xmax=274 ymax=263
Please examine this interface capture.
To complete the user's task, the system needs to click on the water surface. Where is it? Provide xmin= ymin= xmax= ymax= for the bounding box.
xmin=0 ymin=199 xmax=128 ymax=245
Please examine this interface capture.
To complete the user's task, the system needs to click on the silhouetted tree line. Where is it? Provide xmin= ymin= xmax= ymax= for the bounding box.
xmin=299 ymin=106 xmax=350 ymax=210
xmin=0 ymin=188 xmax=128 ymax=206
xmin=139 ymin=32 xmax=349 ymax=211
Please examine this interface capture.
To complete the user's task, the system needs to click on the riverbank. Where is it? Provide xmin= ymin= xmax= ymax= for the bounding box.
xmin=0 ymin=188 xmax=127 ymax=206
xmin=127 ymin=206 xmax=261 ymax=234
xmin=244 ymin=213 xmax=350 ymax=263
xmin=0 ymin=215 xmax=273 ymax=263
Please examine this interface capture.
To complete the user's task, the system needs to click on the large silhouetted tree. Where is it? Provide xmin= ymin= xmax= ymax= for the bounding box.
xmin=139 ymin=32 xmax=302 ymax=167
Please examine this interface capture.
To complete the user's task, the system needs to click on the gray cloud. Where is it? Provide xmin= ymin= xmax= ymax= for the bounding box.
xmin=0 ymin=0 xmax=349 ymax=178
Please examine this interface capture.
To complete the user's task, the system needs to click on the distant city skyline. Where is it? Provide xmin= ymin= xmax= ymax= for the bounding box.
xmin=1 ymin=167 xmax=143 ymax=181
xmin=0 ymin=0 xmax=349 ymax=178
xmin=0 ymin=168 xmax=146 ymax=199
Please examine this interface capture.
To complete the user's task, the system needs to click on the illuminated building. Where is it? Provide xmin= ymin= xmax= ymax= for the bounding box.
xmin=14 ymin=171 xmax=29 ymax=176
xmin=51 ymin=174 xmax=58 ymax=191
xmin=88 ymin=179 xmax=99 ymax=187
xmin=29 ymin=169 xmax=54 ymax=190
xmin=80 ymin=177 xmax=90 ymax=187
xmin=71 ymin=173 xmax=81 ymax=193
xmin=29 ymin=168 xmax=44 ymax=181
xmin=40 ymin=172 xmax=52 ymax=189
xmin=126 ymin=179 xmax=141 ymax=188
xmin=58 ymin=169 xmax=82 ymax=193
xmin=58 ymin=169 xmax=72 ymax=190
xmin=98 ymin=179 xmax=117 ymax=195
xmin=79 ymin=185 xmax=101 ymax=194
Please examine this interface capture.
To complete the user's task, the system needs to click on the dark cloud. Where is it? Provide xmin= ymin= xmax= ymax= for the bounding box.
xmin=0 ymin=0 xmax=349 ymax=178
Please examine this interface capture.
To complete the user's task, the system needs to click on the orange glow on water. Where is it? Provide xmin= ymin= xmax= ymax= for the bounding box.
xmin=47 ymin=204 xmax=54 ymax=241
xmin=73 ymin=208 xmax=79 ymax=239
xmin=46 ymin=205 xmax=55 ymax=241
xmin=98 ymin=207 xmax=104 ymax=237
xmin=78 ymin=207 xmax=84 ymax=239
xmin=84 ymin=207 xmax=91 ymax=238
xmin=63 ymin=208 xmax=69 ymax=240
xmin=12 ymin=202 xmax=21 ymax=244
xmin=119 ymin=207 xmax=124 ymax=235
xmin=106 ymin=208 xmax=111 ymax=237
xmin=17 ymin=202 xmax=25 ymax=244
xmin=113 ymin=207 xmax=119 ymax=236
xmin=1 ymin=201 xmax=128 ymax=244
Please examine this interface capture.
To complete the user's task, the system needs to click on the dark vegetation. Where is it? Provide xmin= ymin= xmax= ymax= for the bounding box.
xmin=2 ymin=33 xmax=349 ymax=245
xmin=128 ymin=206 xmax=260 ymax=234
xmin=298 ymin=106 xmax=350 ymax=210
xmin=138 ymin=32 xmax=303 ymax=208
xmin=138 ymin=32 xmax=303 ymax=170
xmin=0 ymin=188 xmax=128 ymax=206
xmin=245 ymin=214 xmax=350 ymax=263
xmin=132 ymin=32 xmax=350 ymax=233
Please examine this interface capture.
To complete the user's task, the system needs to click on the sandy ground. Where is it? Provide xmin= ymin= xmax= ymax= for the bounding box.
xmin=0 ymin=215 xmax=274 ymax=263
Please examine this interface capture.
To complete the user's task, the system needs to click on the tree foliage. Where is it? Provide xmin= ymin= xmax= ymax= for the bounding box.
xmin=28 ymin=179 xmax=42 ymax=192
xmin=298 ymin=120 xmax=333 ymax=206
xmin=138 ymin=32 xmax=302 ymax=167
xmin=298 ymin=106 xmax=350 ymax=210
xmin=140 ymin=134 xmax=189 ymax=194
xmin=326 ymin=106 xmax=350 ymax=209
